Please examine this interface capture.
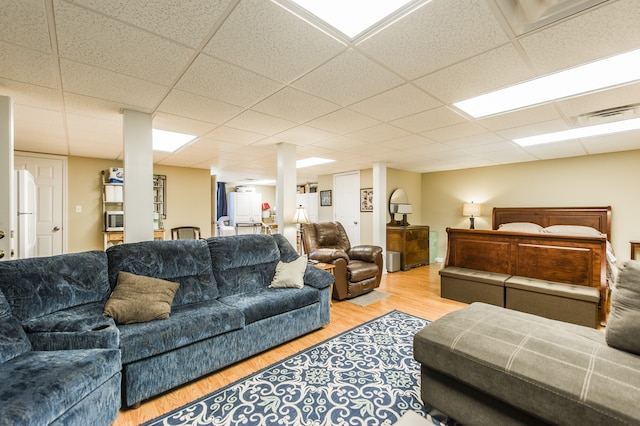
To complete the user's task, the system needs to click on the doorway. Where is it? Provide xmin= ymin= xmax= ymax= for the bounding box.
xmin=333 ymin=171 xmax=360 ymax=246
xmin=14 ymin=153 xmax=66 ymax=256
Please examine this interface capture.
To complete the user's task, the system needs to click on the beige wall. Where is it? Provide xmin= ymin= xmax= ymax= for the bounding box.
xmin=421 ymin=149 xmax=640 ymax=262
xmin=67 ymin=156 xmax=211 ymax=253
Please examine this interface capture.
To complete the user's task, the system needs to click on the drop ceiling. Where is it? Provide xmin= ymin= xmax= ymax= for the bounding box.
xmin=1 ymin=0 xmax=639 ymax=184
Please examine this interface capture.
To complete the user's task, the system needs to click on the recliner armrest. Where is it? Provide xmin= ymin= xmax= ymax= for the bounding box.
xmin=348 ymin=245 xmax=383 ymax=262
xmin=309 ymin=248 xmax=350 ymax=263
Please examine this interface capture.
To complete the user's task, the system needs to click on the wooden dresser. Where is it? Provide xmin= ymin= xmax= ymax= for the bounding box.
xmin=386 ymin=225 xmax=430 ymax=271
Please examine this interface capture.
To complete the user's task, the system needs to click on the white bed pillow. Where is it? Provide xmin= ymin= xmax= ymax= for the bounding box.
xmin=544 ymin=225 xmax=603 ymax=236
xmin=497 ymin=222 xmax=546 ymax=233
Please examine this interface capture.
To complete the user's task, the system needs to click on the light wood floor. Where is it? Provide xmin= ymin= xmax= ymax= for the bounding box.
xmin=113 ymin=264 xmax=467 ymax=426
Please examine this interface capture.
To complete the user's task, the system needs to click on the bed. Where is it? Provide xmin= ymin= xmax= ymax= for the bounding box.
xmin=444 ymin=206 xmax=614 ymax=322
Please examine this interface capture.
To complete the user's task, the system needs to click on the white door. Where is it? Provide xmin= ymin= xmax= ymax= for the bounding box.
xmin=14 ymin=154 xmax=65 ymax=256
xmin=334 ymin=171 xmax=360 ymax=246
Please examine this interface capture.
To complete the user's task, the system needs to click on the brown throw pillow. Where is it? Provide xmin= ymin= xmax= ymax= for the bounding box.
xmin=103 ymin=271 xmax=179 ymax=325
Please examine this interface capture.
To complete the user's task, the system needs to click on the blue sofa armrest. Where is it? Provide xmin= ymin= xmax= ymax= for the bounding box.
xmin=303 ymin=265 xmax=334 ymax=290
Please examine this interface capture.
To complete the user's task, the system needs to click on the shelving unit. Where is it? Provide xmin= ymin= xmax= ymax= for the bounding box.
xmin=101 ymin=171 xmax=167 ymax=248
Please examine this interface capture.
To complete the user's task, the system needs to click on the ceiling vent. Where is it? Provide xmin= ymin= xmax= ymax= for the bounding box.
xmin=494 ymin=0 xmax=608 ymax=35
xmin=576 ymin=103 xmax=640 ymax=126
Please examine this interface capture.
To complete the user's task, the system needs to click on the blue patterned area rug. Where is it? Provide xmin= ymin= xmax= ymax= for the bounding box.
xmin=142 ymin=310 xmax=443 ymax=426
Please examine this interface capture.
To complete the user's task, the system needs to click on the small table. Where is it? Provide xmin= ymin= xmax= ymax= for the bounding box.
xmin=631 ymin=241 xmax=640 ymax=260
xmin=313 ymin=262 xmax=335 ymax=304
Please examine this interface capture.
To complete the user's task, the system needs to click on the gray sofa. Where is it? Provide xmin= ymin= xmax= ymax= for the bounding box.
xmin=0 ymin=233 xmax=333 ymax=423
xmin=414 ymin=259 xmax=640 ymax=425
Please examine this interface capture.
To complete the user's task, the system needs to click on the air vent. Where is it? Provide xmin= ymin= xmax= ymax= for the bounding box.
xmin=576 ymin=103 xmax=640 ymax=125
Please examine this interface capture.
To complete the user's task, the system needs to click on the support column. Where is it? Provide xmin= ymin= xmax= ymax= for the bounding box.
xmin=122 ymin=109 xmax=154 ymax=243
xmin=373 ymin=162 xmax=387 ymax=259
xmin=0 ymin=97 xmax=14 ymax=261
xmin=276 ymin=143 xmax=297 ymax=249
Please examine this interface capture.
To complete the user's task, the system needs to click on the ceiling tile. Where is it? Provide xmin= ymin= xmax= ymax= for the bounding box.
xmin=378 ymin=134 xmax=435 ymax=150
xmin=520 ymin=0 xmax=640 ymax=74
xmin=390 ymin=106 xmax=467 ymax=133
xmin=204 ymin=126 xmax=266 ymax=145
xmin=553 ymin=83 xmax=640 ymax=121
xmin=0 ymin=0 xmax=51 ymax=52
xmin=59 ymin=59 xmax=166 ymax=110
xmin=54 ymin=1 xmax=194 ymax=85
xmin=348 ymin=124 xmax=411 ymax=143
xmin=268 ymin=125 xmax=336 ymax=146
xmin=252 ymin=87 xmax=340 ymax=124
xmin=579 ymin=130 xmax=640 ymax=155
xmin=349 ymin=84 xmax=441 ymax=121
xmin=477 ymin=104 xmax=562 ymax=132
xmin=176 ymin=53 xmax=283 ymax=107
xmin=158 ymin=89 xmax=243 ymax=125
xmin=358 ymin=0 xmax=509 ymax=79
xmin=1 ymin=79 xmax=61 ymax=111
xmin=0 ymin=42 xmax=58 ymax=88
xmin=71 ymin=0 xmax=234 ymax=48
xmin=204 ymin=0 xmax=345 ymax=83
xmin=224 ymin=110 xmax=297 ymax=135
xmin=415 ymin=44 xmax=534 ymax=104
xmin=292 ymin=49 xmax=404 ymax=106
xmin=305 ymin=108 xmax=380 ymax=134
xmin=422 ymin=121 xmax=489 ymax=142
xmin=152 ymin=113 xmax=218 ymax=137
xmin=520 ymin=140 xmax=587 ymax=159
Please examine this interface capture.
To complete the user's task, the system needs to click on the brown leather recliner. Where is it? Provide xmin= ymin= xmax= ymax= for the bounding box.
xmin=300 ymin=221 xmax=383 ymax=301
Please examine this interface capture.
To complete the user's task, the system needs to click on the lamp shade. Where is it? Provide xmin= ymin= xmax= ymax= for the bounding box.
xmin=462 ymin=202 xmax=481 ymax=217
xmin=261 ymin=202 xmax=270 ymax=210
xmin=396 ymin=204 xmax=412 ymax=214
xmin=292 ymin=205 xmax=310 ymax=224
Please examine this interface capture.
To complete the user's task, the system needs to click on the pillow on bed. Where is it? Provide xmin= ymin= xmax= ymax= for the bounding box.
xmin=497 ymin=222 xmax=546 ymax=233
xmin=606 ymin=260 xmax=640 ymax=355
xmin=544 ymin=225 xmax=603 ymax=236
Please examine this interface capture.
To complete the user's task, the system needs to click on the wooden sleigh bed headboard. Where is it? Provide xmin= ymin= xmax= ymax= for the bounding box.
xmin=445 ymin=206 xmax=612 ymax=320
xmin=492 ymin=206 xmax=612 ymax=240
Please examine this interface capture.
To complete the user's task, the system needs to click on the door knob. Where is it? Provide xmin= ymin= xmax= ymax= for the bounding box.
xmin=0 ymin=230 xmax=4 ymax=239
xmin=53 ymin=226 xmax=61 ymax=232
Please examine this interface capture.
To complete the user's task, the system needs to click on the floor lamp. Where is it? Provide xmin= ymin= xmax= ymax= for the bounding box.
xmin=293 ymin=205 xmax=310 ymax=254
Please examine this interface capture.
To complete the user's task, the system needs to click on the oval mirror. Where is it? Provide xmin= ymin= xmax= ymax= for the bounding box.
xmin=388 ymin=188 xmax=409 ymax=215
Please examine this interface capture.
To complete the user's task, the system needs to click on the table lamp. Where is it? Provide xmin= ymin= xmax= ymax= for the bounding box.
xmin=462 ymin=202 xmax=481 ymax=229
xmin=262 ymin=202 xmax=271 ymax=219
xmin=396 ymin=204 xmax=412 ymax=226
xmin=293 ymin=205 xmax=310 ymax=254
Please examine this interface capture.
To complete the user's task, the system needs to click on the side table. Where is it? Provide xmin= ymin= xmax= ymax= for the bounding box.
xmin=313 ymin=262 xmax=335 ymax=304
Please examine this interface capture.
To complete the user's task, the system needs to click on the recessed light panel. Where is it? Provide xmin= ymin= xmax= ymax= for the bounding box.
xmin=513 ymin=118 xmax=640 ymax=146
xmin=282 ymin=0 xmax=421 ymax=39
xmin=296 ymin=157 xmax=335 ymax=168
xmin=455 ymin=48 xmax=640 ymax=118
xmin=152 ymin=129 xmax=196 ymax=152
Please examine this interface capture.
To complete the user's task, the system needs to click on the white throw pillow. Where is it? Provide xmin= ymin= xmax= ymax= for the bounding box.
xmin=497 ymin=222 xmax=546 ymax=233
xmin=544 ymin=225 xmax=603 ymax=236
xmin=270 ymin=255 xmax=307 ymax=289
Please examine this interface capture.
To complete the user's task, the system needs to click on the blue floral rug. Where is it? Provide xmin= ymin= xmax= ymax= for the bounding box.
xmin=143 ymin=310 xmax=443 ymax=426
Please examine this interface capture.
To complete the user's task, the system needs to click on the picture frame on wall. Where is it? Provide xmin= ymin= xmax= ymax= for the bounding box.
xmin=320 ymin=190 xmax=332 ymax=206
xmin=360 ymin=188 xmax=373 ymax=212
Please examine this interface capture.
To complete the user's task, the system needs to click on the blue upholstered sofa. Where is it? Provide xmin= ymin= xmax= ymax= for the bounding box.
xmin=0 ymin=233 xmax=333 ymax=422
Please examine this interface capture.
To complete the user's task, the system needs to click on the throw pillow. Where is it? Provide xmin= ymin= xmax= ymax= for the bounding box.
xmin=606 ymin=260 xmax=640 ymax=355
xmin=269 ymin=255 xmax=307 ymax=289
xmin=103 ymin=271 xmax=179 ymax=324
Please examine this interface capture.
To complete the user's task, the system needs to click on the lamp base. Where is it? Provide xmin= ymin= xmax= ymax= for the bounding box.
xmin=469 ymin=216 xmax=475 ymax=229
xmin=401 ymin=214 xmax=410 ymax=227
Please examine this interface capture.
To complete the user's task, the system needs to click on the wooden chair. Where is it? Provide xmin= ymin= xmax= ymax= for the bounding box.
xmin=171 ymin=226 xmax=201 ymax=240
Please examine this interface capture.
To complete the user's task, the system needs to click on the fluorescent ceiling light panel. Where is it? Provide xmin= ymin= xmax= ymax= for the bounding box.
xmin=288 ymin=0 xmax=416 ymax=38
xmin=455 ymin=48 xmax=640 ymax=118
xmin=296 ymin=157 xmax=335 ymax=168
xmin=513 ymin=118 xmax=640 ymax=146
xmin=152 ymin=129 xmax=196 ymax=152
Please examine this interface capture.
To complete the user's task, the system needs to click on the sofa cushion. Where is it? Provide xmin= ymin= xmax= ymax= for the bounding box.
xmin=270 ymin=255 xmax=307 ymax=289
xmin=220 ymin=286 xmax=320 ymax=325
xmin=107 ymin=240 xmax=218 ymax=306
xmin=0 ymin=291 xmax=32 ymax=364
xmin=21 ymin=301 xmax=119 ymax=351
xmin=0 ymin=251 xmax=111 ymax=321
xmin=103 ymin=272 xmax=179 ymax=325
xmin=207 ymin=234 xmax=280 ymax=297
xmin=117 ymin=300 xmax=244 ymax=364
xmin=414 ymin=302 xmax=640 ymax=424
xmin=0 ymin=348 xmax=121 ymax=425
xmin=606 ymin=259 xmax=640 ymax=355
